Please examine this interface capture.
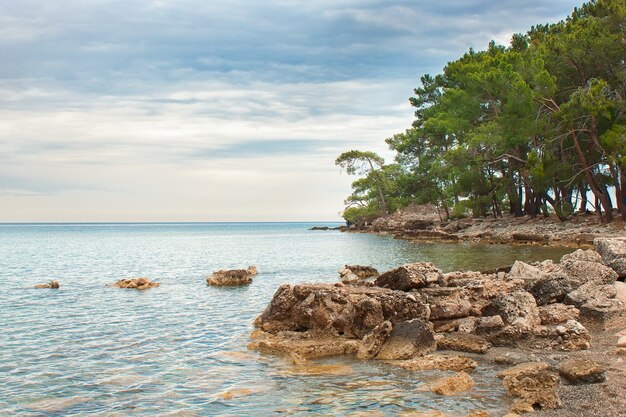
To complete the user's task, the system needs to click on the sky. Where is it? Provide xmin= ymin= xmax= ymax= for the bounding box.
xmin=0 ymin=0 xmax=582 ymax=222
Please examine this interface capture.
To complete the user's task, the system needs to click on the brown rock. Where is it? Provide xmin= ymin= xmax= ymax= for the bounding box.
xmin=375 ymin=262 xmax=444 ymax=291
xmin=558 ymin=358 xmax=606 ymax=384
xmin=501 ymin=362 xmax=561 ymax=411
xmin=357 ymin=321 xmax=392 ymax=359
xmin=248 ymin=331 xmax=359 ymax=359
xmin=112 ymin=278 xmax=160 ymax=290
xmin=375 ymin=319 xmax=436 ymax=360
xmin=420 ymin=287 xmax=473 ymax=320
xmin=390 ymin=354 xmax=477 ymax=372
xmin=339 ymin=265 xmax=379 ymax=284
xmin=437 ymin=332 xmax=490 ymax=354
xmin=538 ymin=303 xmax=579 ymax=324
xmin=35 ymin=280 xmax=60 ymax=289
xmin=207 ymin=269 xmax=253 ymax=286
xmin=430 ymin=371 xmax=475 ymax=395
xmin=483 ymin=290 xmax=540 ymax=329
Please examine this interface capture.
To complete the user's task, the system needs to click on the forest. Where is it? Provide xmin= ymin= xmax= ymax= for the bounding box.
xmin=336 ymin=0 xmax=626 ymax=224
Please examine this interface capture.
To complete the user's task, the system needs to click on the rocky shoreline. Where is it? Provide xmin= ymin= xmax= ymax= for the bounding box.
xmin=346 ymin=205 xmax=626 ymax=248
xmin=249 ymin=238 xmax=626 ymax=416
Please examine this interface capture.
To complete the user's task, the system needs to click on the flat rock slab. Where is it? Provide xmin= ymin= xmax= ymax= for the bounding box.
xmin=558 ymin=358 xmax=606 ymax=384
xmin=436 ymin=332 xmax=491 ymax=354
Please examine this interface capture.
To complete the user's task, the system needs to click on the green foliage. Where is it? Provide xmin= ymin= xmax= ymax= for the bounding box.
xmin=336 ymin=0 xmax=626 ymax=223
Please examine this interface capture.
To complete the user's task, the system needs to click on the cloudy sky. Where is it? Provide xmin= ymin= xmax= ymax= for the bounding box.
xmin=0 ymin=0 xmax=581 ymax=222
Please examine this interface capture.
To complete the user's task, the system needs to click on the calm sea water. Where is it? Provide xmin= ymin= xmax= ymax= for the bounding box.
xmin=0 ymin=223 xmax=573 ymax=416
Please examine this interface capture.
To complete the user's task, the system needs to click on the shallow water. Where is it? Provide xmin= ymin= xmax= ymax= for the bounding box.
xmin=0 ymin=223 xmax=573 ymax=416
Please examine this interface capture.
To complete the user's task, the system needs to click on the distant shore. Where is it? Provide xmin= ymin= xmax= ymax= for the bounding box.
xmin=344 ymin=205 xmax=626 ymax=248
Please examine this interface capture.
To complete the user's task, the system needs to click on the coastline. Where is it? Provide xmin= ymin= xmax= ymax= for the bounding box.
xmin=344 ymin=205 xmax=626 ymax=248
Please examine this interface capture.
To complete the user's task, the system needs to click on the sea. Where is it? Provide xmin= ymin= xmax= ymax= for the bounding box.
xmin=0 ymin=222 xmax=573 ymax=416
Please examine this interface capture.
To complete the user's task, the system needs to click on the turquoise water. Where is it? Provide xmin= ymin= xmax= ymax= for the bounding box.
xmin=0 ymin=223 xmax=573 ymax=416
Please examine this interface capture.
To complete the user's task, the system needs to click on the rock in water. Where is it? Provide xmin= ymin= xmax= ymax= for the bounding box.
xmin=375 ymin=319 xmax=436 ymax=360
xmin=338 ymin=265 xmax=379 ymax=284
xmin=112 ymin=278 xmax=160 ymax=290
xmin=207 ymin=269 xmax=254 ymax=286
xmin=558 ymin=358 xmax=606 ymax=384
xmin=429 ymin=371 xmax=475 ymax=395
xmin=375 ymin=262 xmax=444 ymax=291
xmin=35 ymin=280 xmax=60 ymax=289
xmin=594 ymin=237 xmax=626 ymax=278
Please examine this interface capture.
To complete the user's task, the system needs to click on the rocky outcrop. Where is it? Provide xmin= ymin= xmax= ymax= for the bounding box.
xmin=338 ymin=265 xmax=379 ymax=284
xmin=375 ymin=262 xmax=444 ymax=291
xmin=254 ymin=284 xmax=430 ymax=338
xmin=35 ymin=280 xmax=59 ymax=289
xmin=500 ymin=362 xmax=561 ymax=413
xmin=207 ymin=267 xmax=257 ymax=286
xmin=112 ymin=278 xmax=159 ymax=290
xmin=558 ymin=358 xmax=606 ymax=384
xmin=594 ymin=237 xmax=626 ymax=278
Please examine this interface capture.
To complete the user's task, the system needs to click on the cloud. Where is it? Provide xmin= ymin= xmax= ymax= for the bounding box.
xmin=0 ymin=0 xmax=582 ymax=221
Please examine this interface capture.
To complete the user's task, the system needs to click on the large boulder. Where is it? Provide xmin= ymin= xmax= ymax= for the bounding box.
xmin=375 ymin=262 xmax=444 ymax=291
xmin=594 ymin=237 xmax=626 ymax=278
xmin=483 ymin=290 xmax=540 ymax=330
xmin=375 ymin=319 xmax=436 ymax=360
xmin=564 ymin=281 xmax=617 ymax=308
xmin=501 ymin=362 xmax=561 ymax=412
xmin=207 ymin=268 xmax=256 ymax=286
xmin=254 ymin=284 xmax=430 ymax=338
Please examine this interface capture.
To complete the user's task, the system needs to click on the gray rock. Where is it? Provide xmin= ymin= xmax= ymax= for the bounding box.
xmin=594 ymin=237 xmax=626 ymax=278
xmin=483 ymin=290 xmax=540 ymax=329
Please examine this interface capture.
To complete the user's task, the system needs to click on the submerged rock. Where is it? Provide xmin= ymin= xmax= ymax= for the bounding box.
xmin=429 ymin=371 xmax=475 ymax=396
xmin=207 ymin=267 xmax=256 ymax=286
xmin=34 ymin=280 xmax=59 ymax=289
xmin=112 ymin=278 xmax=159 ymax=290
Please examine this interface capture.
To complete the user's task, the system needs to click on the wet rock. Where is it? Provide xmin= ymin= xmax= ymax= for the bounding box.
xmin=34 ymin=280 xmax=59 ymax=289
xmin=247 ymin=265 xmax=258 ymax=276
xmin=594 ymin=237 xmax=626 ymax=278
xmin=390 ymin=354 xmax=477 ymax=372
xmin=375 ymin=262 xmax=444 ymax=291
xmin=483 ymin=290 xmax=540 ymax=329
xmin=248 ymin=331 xmax=359 ymax=359
xmin=436 ymin=332 xmax=490 ymax=354
xmin=112 ymin=277 xmax=160 ymax=290
xmin=538 ymin=303 xmax=579 ymax=324
xmin=254 ymin=284 xmax=430 ymax=338
xmin=356 ymin=321 xmax=392 ymax=359
xmin=528 ymin=274 xmax=571 ymax=306
xmin=420 ymin=287 xmax=472 ymax=320
xmin=338 ymin=265 xmax=379 ymax=284
xmin=501 ymin=362 xmax=561 ymax=411
xmin=375 ymin=319 xmax=436 ymax=360
xmin=430 ymin=371 xmax=475 ymax=396
xmin=558 ymin=358 xmax=606 ymax=384
xmin=207 ymin=268 xmax=255 ymax=286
